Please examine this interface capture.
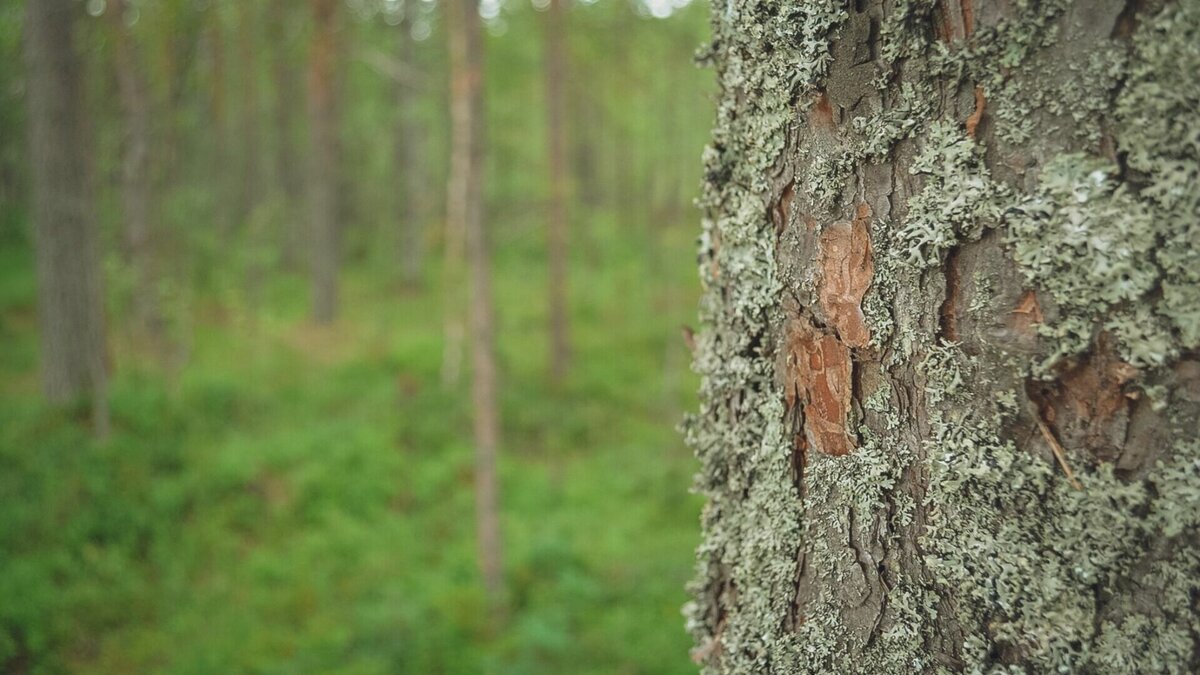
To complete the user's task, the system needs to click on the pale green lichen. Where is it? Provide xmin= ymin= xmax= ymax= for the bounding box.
xmin=898 ymin=121 xmax=1006 ymax=268
xmin=689 ymin=0 xmax=1200 ymax=671
xmin=1006 ymin=155 xmax=1169 ymax=368
xmin=1114 ymin=2 xmax=1200 ymax=350
xmin=922 ymin=343 xmax=1200 ymax=674
xmin=685 ymin=0 xmax=846 ymax=671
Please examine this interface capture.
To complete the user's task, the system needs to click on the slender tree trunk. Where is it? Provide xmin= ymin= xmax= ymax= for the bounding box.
xmin=207 ymin=9 xmax=231 ymax=235
xmin=24 ymin=0 xmax=110 ymax=437
xmin=441 ymin=4 xmax=468 ymax=387
xmin=544 ymin=0 xmax=570 ymax=382
xmin=447 ymin=0 xmax=504 ymax=609
xmin=395 ymin=17 xmax=425 ymax=287
xmin=109 ymin=0 xmax=161 ymax=341
xmin=687 ymin=1 xmax=1200 ymax=672
xmin=237 ymin=1 xmax=260 ymax=227
xmin=269 ymin=0 xmax=302 ymax=270
xmin=307 ymin=0 xmax=340 ymax=324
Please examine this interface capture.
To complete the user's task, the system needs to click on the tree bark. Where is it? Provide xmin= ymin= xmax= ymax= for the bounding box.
xmin=207 ymin=7 xmax=231 ymax=235
xmin=544 ymin=0 xmax=571 ymax=382
xmin=307 ymin=0 xmax=340 ymax=324
xmin=686 ymin=0 xmax=1200 ymax=673
xmin=395 ymin=16 xmax=426 ymax=287
xmin=269 ymin=0 xmax=303 ymax=270
xmin=24 ymin=0 xmax=110 ymax=437
xmin=109 ymin=0 xmax=161 ymax=340
xmin=446 ymin=0 xmax=505 ymax=609
xmin=237 ymin=0 xmax=261 ymax=228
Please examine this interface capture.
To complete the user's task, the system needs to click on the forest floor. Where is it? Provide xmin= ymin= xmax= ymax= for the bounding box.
xmin=0 ymin=218 xmax=702 ymax=674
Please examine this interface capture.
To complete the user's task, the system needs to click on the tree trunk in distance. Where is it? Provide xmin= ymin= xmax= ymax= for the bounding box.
xmin=269 ymin=0 xmax=303 ymax=270
xmin=686 ymin=1 xmax=1200 ymax=672
xmin=24 ymin=0 xmax=110 ymax=438
xmin=544 ymin=0 xmax=570 ymax=382
xmin=447 ymin=0 xmax=505 ymax=611
xmin=207 ymin=8 xmax=231 ymax=235
xmin=395 ymin=16 xmax=425 ymax=287
xmin=109 ymin=0 xmax=162 ymax=342
xmin=307 ymin=0 xmax=339 ymax=324
xmin=237 ymin=0 xmax=261 ymax=228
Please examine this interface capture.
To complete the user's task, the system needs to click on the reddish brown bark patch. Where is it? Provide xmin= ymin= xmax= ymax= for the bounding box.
xmin=1032 ymin=336 xmax=1140 ymax=465
xmin=786 ymin=319 xmax=855 ymax=457
xmin=773 ymin=180 xmax=795 ymax=240
xmin=809 ymin=91 xmax=836 ymax=130
xmin=1010 ymin=290 xmax=1044 ymax=336
xmin=817 ymin=204 xmax=874 ymax=348
xmin=965 ymin=86 xmax=986 ymax=139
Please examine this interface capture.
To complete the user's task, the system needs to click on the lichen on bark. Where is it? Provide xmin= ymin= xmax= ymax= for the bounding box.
xmin=686 ymin=0 xmax=1200 ymax=672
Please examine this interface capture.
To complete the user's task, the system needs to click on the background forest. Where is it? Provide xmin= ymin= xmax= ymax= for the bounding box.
xmin=0 ymin=0 xmax=713 ymax=672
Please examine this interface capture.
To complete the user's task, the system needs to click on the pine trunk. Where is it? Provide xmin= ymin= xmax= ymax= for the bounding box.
xmin=109 ymin=0 xmax=161 ymax=340
xmin=269 ymin=0 xmax=303 ymax=270
xmin=24 ymin=0 xmax=110 ymax=436
xmin=686 ymin=0 xmax=1200 ymax=672
xmin=447 ymin=0 xmax=505 ymax=608
xmin=308 ymin=0 xmax=340 ymax=324
xmin=395 ymin=17 xmax=425 ymax=287
xmin=544 ymin=0 xmax=571 ymax=382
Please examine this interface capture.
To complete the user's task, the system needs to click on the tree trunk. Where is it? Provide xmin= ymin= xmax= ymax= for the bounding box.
xmin=237 ymin=0 xmax=261 ymax=228
xmin=395 ymin=16 xmax=425 ymax=287
xmin=544 ymin=0 xmax=570 ymax=382
xmin=24 ymin=0 xmax=110 ymax=437
xmin=447 ymin=0 xmax=505 ymax=609
xmin=207 ymin=8 xmax=231 ymax=235
xmin=269 ymin=0 xmax=303 ymax=270
xmin=307 ymin=0 xmax=340 ymax=324
xmin=109 ymin=0 xmax=161 ymax=341
xmin=685 ymin=1 xmax=1200 ymax=673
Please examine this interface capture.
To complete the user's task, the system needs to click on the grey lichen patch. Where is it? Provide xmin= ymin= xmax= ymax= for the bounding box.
xmin=685 ymin=0 xmax=846 ymax=671
xmin=921 ymin=343 xmax=1200 ymax=674
xmin=689 ymin=0 xmax=1200 ymax=671
xmin=1005 ymin=155 xmax=1170 ymax=369
xmin=1114 ymin=2 xmax=1200 ymax=350
xmin=897 ymin=121 xmax=1006 ymax=268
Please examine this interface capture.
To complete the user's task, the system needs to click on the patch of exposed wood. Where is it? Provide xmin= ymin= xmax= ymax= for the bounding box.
xmin=816 ymin=203 xmax=874 ymax=349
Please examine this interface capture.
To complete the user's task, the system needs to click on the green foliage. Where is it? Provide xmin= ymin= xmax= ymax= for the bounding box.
xmin=1 ymin=0 xmax=714 ymax=670
xmin=0 ymin=215 xmax=703 ymax=674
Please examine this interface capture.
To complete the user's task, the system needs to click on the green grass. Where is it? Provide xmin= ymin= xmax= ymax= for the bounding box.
xmin=0 ymin=217 xmax=702 ymax=674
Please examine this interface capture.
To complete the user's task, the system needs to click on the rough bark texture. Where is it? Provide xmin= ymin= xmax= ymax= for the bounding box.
xmin=544 ymin=0 xmax=571 ymax=382
xmin=447 ymin=0 xmax=505 ymax=606
xmin=684 ymin=0 xmax=1200 ymax=672
xmin=308 ymin=0 xmax=340 ymax=324
xmin=24 ymin=0 xmax=110 ymax=436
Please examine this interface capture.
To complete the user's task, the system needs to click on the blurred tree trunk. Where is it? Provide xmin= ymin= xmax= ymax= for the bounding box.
xmin=446 ymin=0 xmax=504 ymax=609
xmin=24 ymin=0 xmax=110 ymax=437
xmin=237 ymin=1 xmax=261 ymax=227
xmin=269 ymin=0 xmax=303 ymax=270
xmin=687 ymin=1 xmax=1200 ymax=673
xmin=395 ymin=17 xmax=425 ymax=287
xmin=109 ymin=0 xmax=162 ymax=342
xmin=207 ymin=7 xmax=231 ymax=235
xmin=544 ymin=0 xmax=570 ymax=382
xmin=307 ymin=0 xmax=340 ymax=324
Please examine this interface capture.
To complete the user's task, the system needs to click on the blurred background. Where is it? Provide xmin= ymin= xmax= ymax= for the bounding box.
xmin=0 ymin=0 xmax=713 ymax=672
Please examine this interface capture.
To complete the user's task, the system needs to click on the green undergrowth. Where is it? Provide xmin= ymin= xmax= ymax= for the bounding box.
xmin=0 ymin=215 xmax=702 ymax=675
